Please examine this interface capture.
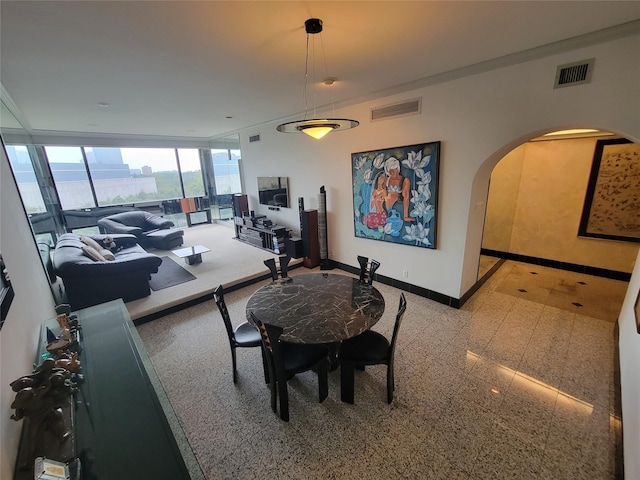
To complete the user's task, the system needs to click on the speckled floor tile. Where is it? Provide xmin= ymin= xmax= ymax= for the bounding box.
xmin=136 ymin=259 xmax=624 ymax=479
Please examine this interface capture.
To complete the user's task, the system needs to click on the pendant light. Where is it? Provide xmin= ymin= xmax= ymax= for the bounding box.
xmin=276 ymin=18 xmax=359 ymax=140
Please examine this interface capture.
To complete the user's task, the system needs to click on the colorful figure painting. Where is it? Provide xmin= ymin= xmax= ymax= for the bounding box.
xmin=352 ymin=141 xmax=440 ymax=249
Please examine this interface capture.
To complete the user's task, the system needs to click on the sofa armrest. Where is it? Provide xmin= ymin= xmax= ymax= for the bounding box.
xmin=144 ymin=214 xmax=174 ymax=230
xmin=98 ymin=218 xmax=143 ymax=236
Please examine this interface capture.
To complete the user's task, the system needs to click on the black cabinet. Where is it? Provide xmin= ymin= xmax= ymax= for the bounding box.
xmin=15 ymin=300 xmax=201 ymax=480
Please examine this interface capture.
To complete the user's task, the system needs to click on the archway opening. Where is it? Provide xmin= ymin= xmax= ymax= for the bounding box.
xmin=474 ymin=128 xmax=639 ymax=322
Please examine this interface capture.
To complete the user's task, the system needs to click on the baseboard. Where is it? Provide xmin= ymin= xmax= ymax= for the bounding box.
xmin=481 ymin=248 xmax=631 ymax=281
xmin=332 ymin=261 xmax=462 ymax=308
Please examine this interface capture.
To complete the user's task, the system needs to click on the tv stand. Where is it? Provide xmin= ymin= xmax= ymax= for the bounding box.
xmin=234 ymin=216 xmax=289 ymax=253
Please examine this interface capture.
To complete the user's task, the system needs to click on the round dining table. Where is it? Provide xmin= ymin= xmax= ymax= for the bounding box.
xmin=246 ymin=272 xmax=385 ymax=344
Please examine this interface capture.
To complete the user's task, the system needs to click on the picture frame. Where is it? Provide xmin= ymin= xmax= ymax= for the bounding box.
xmin=636 ymin=288 xmax=640 ymax=334
xmin=0 ymin=252 xmax=14 ymax=330
xmin=352 ymin=141 xmax=440 ymax=249
xmin=578 ymin=138 xmax=640 ymax=243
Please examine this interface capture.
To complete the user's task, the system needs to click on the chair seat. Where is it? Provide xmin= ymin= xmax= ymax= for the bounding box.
xmin=339 ymin=330 xmax=390 ymax=364
xmin=281 ymin=342 xmax=330 ymax=374
xmin=234 ymin=321 xmax=262 ymax=347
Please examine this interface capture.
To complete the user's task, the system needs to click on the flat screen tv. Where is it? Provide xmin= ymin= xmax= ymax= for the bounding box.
xmin=257 ymin=177 xmax=289 ymax=208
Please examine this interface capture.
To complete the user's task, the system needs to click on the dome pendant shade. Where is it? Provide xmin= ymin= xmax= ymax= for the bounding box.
xmin=276 ymin=18 xmax=359 ymax=140
xmin=299 ymin=125 xmax=336 ymax=139
xmin=276 ymin=118 xmax=359 ymax=139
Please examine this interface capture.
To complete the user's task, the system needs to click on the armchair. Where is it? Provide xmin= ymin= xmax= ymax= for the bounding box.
xmin=98 ymin=211 xmax=184 ymax=250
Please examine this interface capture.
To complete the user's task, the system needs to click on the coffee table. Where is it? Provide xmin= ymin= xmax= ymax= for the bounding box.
xmin=171 ymin=245 xmax=210 ymax=265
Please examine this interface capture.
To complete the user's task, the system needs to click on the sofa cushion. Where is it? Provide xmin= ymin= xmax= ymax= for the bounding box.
xmin=82 ymin=245 xmax=106 ymax=262
xmin=100 ymin=249 xmax=116 ymax=261
xmin=80 ymin=234 xmax=103 ymax=252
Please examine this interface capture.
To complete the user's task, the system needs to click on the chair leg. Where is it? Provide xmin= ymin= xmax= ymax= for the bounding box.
xmin=340 ymin=361 xmax=355 ymax=404
xmin=387 ymin=364 xmax=395 ymax=404
xmin=278 ymin=380 xmax=290 ymax=421
xmin=317 ymin=360 xmax=328 ymax=403
xmin=260 ymin=349 xmax=270 ymax=384
xmin=269 ymin=378 xmax=278 ymax=414
xmin=231 ymin=346 xmax=238 ymax=384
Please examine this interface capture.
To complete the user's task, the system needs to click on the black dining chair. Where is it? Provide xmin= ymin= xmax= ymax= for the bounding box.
xmin=264 ymin=255 xmax=291 ymax=281
xmin=249 ymin=312 xmax=329 ymax=421
xmin=357 ymin=255 xmax=381 ymax=284
xmin=213 ymin=285 xmax=265 ymax=384
xmin=338 ymin=293 xmax=407 ymax=404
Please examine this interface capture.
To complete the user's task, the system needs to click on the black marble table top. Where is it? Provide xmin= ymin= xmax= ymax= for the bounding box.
xmin=246 ymin=273 xmax=386 ymax=344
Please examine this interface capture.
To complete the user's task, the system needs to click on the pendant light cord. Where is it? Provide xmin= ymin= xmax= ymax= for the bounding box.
xmin=303 ymin=33 xmax=310 ymax=120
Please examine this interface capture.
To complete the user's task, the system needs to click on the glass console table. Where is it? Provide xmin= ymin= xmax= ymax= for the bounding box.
xmin=17 ymin=299 xmax=203 ymax=480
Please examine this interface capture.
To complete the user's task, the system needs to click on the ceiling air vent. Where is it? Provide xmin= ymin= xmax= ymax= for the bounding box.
xmin=554 ymin=59 xmax=594 ymax=89
xmin=371 ymin=98 xmax=421 ymax=122
xmin=249 ymin=134 xmax=261 ymax=143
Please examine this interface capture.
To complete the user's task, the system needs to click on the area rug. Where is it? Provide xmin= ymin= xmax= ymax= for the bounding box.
xmin=149 ymin=256 xmax=196 ymax=291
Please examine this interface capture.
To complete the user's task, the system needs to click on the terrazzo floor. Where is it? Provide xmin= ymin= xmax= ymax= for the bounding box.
xmin=136 ymin=260 xmax=627 ymax=479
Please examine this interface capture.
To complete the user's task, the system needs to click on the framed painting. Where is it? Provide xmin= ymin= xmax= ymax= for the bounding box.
xmin=352 ymin=141 xmax=440 ymax=249
xmin=636 ymin=288 xmax=640 ymax=334
xmin=578 ymin=138 xmax=640 ymax=243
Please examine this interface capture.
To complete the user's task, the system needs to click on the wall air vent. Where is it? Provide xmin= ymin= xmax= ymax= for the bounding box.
xmin=249 ymin=134 xmax=261 ymax=143
xmin=554 ymin=59 xmax=594 ymax=89
xmin=371 ymin=98 xmax=421 ymax=122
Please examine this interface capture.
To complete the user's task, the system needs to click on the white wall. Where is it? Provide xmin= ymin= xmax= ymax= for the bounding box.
xmin=0 ymin=146 xmax=57 ymax=478
xmin=619 ymin=249 xmax=640 ymax=480
xmin=239 ymin=34 xmax=640 ymax=299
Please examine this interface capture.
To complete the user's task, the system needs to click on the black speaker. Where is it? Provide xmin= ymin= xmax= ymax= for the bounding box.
xmin=232 ymin=194 xmax=248 ymax=218
xmin=285 ymin=237 xmax=304 ymax=259
xmin=298 ymin=197 xmax=305 ymax=232
xmin=301 ymin=209 xmax=320 ymax=268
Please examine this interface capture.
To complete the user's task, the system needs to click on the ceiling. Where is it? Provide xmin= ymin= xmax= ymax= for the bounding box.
xmin=2 ymin=1 xmax=640 ymax=141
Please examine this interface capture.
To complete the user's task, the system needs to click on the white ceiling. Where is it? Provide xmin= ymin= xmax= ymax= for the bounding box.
xmin=2 ymin=1 xmax=640 ymax=141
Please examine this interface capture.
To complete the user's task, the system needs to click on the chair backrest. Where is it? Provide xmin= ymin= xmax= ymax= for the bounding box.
xmin=278 ymin=255 xmax=291 ymax=278
xmin=357 ymin=255 xmax=369 ymax=282
xmin=264 ymin=258 xmax=278 ymax=281
xmin=389 ymin=293 xmax=407 ymax=361
xmin=368 ymin=260 xmax=381 ymax=284
xmin=264 ymin=255 xmax=291 ymax=281
xmin=213 ymin=285 xmax=235 ymax=340
xmin=248 ymin=312 xmax=283 ymax=381
xmin=357 ymin=255 xmax=381 ymax=284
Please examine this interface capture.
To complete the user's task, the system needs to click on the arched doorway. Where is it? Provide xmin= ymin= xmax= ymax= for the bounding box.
xmin=479 ymin=129 xmax=640 ymax=285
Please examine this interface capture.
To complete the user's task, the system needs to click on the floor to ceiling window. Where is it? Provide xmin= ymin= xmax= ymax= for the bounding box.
xmin=211 ymin=147 xmax=241 ymax=195
xmin=4 ymin=144 xmax=46 ymax=214
xmin=44 ymin=146 xmax=95 ymax=210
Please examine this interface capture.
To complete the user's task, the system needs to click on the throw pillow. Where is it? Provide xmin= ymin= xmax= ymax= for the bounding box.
xmin=82 ymin=245 xmax=106 ymax=262
xmin=100 ymin=249 xmax=116 ymax=261
xmin=80 ymin=235 xmax=103 ymax=252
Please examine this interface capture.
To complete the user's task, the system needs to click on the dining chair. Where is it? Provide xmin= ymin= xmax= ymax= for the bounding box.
xmin=213 ymin=285 xmax=265 ymax=384
xmin=338 ymin=293 xmax=407 ymax=404
xmin=264 ymin=255 xmax=291 ymax=281
xmin=249 ymin=312 xmax=329 ymax=421
xmin=357 ymin=255 xmax=381 ymax=284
